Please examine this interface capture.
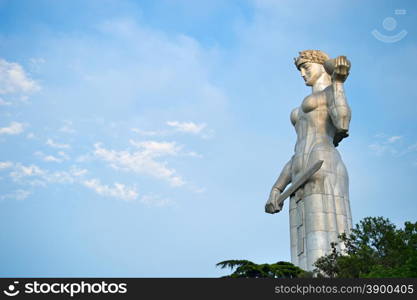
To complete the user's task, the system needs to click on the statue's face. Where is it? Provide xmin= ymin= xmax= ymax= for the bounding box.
xmin=299 ymin=62 xmax=323 ymax=86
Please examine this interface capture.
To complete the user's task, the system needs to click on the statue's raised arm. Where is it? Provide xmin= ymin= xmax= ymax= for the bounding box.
xmin=324 ymin=56 xmax=352 ymax=146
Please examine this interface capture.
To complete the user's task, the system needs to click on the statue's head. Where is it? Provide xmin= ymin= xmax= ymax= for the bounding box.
xmin=294 ymin=50 xmax=330 ymax=86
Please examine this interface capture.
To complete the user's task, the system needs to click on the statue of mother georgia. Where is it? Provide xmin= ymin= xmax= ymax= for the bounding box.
xmin=265 ymin=50 xmax=353 ymax=271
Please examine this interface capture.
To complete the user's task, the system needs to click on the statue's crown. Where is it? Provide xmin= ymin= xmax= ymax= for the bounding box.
xmin=294 ymin=50 xmax=329 ymax=70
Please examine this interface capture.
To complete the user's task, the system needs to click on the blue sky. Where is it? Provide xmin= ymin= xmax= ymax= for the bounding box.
xmin=0 ymin=0 xmax=416 ymax=277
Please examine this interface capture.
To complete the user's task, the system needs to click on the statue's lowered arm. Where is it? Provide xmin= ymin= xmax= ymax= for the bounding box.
xmin=265 ymin=158 xmax=292 ymax=214
xmin=265 ymin=160 xmax=324 ymax=214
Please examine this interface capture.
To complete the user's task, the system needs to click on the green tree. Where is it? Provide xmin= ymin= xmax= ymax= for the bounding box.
xmin=314 ymin=217 xmax=417 ymax=278
xmin=216 ymin=260 xmax=310 ymax=278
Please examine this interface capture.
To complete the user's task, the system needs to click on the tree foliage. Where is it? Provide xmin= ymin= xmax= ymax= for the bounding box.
xmin=217 ymin=217 xmax=416 ymax=278
xmin=314 ymin=217 xmax=417 ymax=278
xmin=216 ymin=260 xmax=310 ymax=278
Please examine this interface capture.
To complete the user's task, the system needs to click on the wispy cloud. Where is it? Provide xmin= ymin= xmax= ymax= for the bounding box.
xmin=0 ymin=161 xmax=13 ymax=169
xmin=186 ymin=151 xmax=203 ymax=158
xmin=369 ymin=134 xmax=403 ymax=156
xmin=0 ymin=189 xmax=31 ymax=201
xmin=369 ymin=134 xmax=417 ymax=160
xmin=387 ymin=136 xmax=402 ymax=143
xmin=7 ymin=162 xmax=87 ymax=186
xmin=166 ymin=120 xmax=214 ymax=138
xmin=0 ymin=58 xmax=40 ymax=95
xmin=94 ymin=141 xmax=185 ymax=187
xmin=166 ymin=121 xmax=206 ymax=134
xmin=83 ymin=178 xmax=138 ymax=201
xmin=34 ymin=151 xmax=69 ymax=163
xmin=140 ymin=194 xmax=172 ymax=207
xmin=9 ymin=163 xmax=46 ymax=186
xmin=407 ymin=143 xmax=417 ymax=152
xmin=46 ymin=138 xmax=70 ymax=149
xmin=26 ymin=132 xmax=36 ymax=139
xmin=28 ymin=57 xmax=46 ymax=73
xmin=368 ymin=143 xmax=396 ymax=156
xmin=59 ymin=120 xmax=76 ymax=134
xmin=70 ymin=166 xmax=88 ymax=177
xmin=0 ymin=160 xmax=171 ymax=205
xmin=82 ymin=179 xmax=173 ymax=205
xmin=129 ymin=140 xmax=182 ymax=157
xmin=0 ymin=97 xmax=12 ymax=106
xmin=398 ymin=142 xmax=417 ymax=157
xmin=132 ymin=121 xmax=213 ymax=139
xmin=0 ymin=122 xmax=25 ymax=135
xmin=75 ymin=153 xmax=94 ymax=163
xmin=58 ymin=151 xmax=70 ymax=160
xmin=43 ymin=155 xmax=62 ymax=163
xmin=131 ymin=128 xmax=160 ymax=136
xmin=2 ymin=159 xmax=182 ymax=206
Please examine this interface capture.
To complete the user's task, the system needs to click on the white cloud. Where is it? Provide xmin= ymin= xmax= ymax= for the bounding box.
xmin=369 ymin=134 xmax=417 ymax=162
xmin=43 ymin=170 xmax=76 ymax=184
xmin=70 ymin=166 xmax=88 ymax=177
xmin=75 ymin=153 xmax=93 ymax=163
xmin=1 ymin=160 xmax=159 ymax=204
xmin=166 ymin=121 xmax=206 ymax=134
xmin=26 ymin=132 xmax=36 ymax=139
xmin=131 ymin=128 xmax=160 ymax=136
xmin=0 ymin=189 xmax=31 ymax=201
xmin=7 ymin=162 xmax=87 ymax=186
xmin=83 ymin=178 xmax=171 ymax=205
xmin=132 ymin=122 xmax=214 ymax=139
xmin=59 ymin=120 xmax=76 ymax=134
xmin=186 ymin=151 xmax=203 ymax=158
xmin=94 ymin=142 xmax=185 ymax=187
xmin=46 ymin=138 xmax=70 ymax=149
xmin=0 ymin=58 xmax=40 ymax=95
xmin=387 ymin=136 xmax=402 ymax=143
xmin=43 ymin=155 xmax=62 ymax=163
xmin=0 ymin=161 xmax=13 ymax=169
xmin=58 ymin=151 xmax=70 ymax=160
xmin=35 ymin=151 xmax=70 ymax=163
xmin=83 ymin=178 xmax=138 ymax=201
xmin=0 ymin=97 xmax=12 ymax=106
xmin=9 ymin=163 xmax=46 ymax=186
xmin=129 ymin=140 xmax=182 ymax=157
xmin=397 ymin=142 xmax=417 ymax=157
xmin=35 ymin=151 xmax=62 ymax=163
xmin=1 ymin=160 xmax=171 ymax=205
xmin=407 ymin=143 xmax=417 ymax=152
xmin=369 ymin=134 xmax=404 ymax=156
xmin=188 ymin=184 xmax=206 ymax=194
xmin=13 ymin=164 xmax=44 ymax=177
xmin=140 ymin=194 xmax=172 ymax=207
xmin=368 ymin=143 xmax=393 ymax=156
xmin=0 ymin=122 xmax=25 ymax=135
xmin=43 ymin=166 xmax=88 ymax=184
xmin=28 ymin=57 xmax=46 ymax=73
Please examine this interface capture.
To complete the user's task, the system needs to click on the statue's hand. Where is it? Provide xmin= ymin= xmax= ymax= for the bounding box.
xmin=332 ymin=56 xmax=351 ymax=82
xmin=265 ymin=188 xmax=283 ymax=214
